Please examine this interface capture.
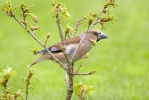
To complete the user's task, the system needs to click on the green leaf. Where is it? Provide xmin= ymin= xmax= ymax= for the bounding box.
xmin=1 ymin=0 xmax=11 ymax=12
xmin=0 ymin=68 xmax=16 ymax=79
xmin=29 ymin=45 xmax=39 ymax=55
xmin=62 ymin=11 xmax=70 ymax=18
xmin=48 ymin=0 xmax=70 ymax=27
xmin=0 ymin=68 xmax=16 ymax=88
xmin=74 ymin=82 xmax=95 ymax=99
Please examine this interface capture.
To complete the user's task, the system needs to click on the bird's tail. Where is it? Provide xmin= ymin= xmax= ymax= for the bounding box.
xmin=28 ymin=61 xmax=37 ymax=67
xmin=36 ymin=49 xmax=47 ymax=54
xmin=28 ymin=54 xmax=49 ymax=67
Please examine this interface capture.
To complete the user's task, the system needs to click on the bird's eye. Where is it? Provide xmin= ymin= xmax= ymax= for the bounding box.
xmin=93 ymin=32 xmax=98 ymax=36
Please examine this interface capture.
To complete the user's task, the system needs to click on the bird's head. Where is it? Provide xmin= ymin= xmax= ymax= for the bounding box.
xmin=85 ymin=30 xmax=108 ymax=42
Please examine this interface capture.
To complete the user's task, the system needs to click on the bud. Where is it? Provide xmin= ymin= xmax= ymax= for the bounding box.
xmin=100 ymin=21 xmax=104 ymax=26
xmin=47 ymin=33 xmax=51 ymax=39
xmin=23 ymin=13 xmax=28 ymax=17
xmin=82 ymin=53 xmax=90 ymax=59
xmin=31 ymin=27 xmax=35 ymax=31
xmin=30 ymin=14 xmax=38 ymax=22
xmin=90 ymin=70 xmax=96 ymax=74
xmin=103 ymin=9 xmax=107 ymax=13
xmin=24 ymin=7 xmax=30 ymax=13
xmin=88 ymin=20 xmax=93 ymax=25
xmin=33 ymin=16 xmax=38 ymax=22
xmin=92 ymin=12 xmax=97 ymax=17
xmin=14 ymin=90 xmax=21 ymax=99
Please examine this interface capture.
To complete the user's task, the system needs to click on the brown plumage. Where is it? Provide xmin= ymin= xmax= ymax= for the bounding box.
xmin=28 ymin=30 xmax=108 ymax=67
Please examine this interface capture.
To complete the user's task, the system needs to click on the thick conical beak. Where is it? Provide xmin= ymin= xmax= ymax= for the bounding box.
xmin=97 ymin=32 xmax=108 ymax=41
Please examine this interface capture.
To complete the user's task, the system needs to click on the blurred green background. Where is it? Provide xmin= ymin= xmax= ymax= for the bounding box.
xmin=0 ymin=0 xmax=149 ymax=100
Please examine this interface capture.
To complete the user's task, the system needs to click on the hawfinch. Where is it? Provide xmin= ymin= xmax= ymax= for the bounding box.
xmin=28 ymin=30 xmax=108 ymax=67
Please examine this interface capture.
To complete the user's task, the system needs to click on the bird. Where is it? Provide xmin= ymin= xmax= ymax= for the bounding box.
xmin=28 ymin=30 xmax=108 ymax=67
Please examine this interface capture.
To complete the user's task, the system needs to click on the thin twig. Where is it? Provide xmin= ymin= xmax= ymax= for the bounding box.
xmin=80 ymin=89 xmax=85 ymax=100
xmin=88 ymin=8 xmax=105 ymax=30
xmin=74 ymin=64 xmax=82 ymax=75
xmin=71 ymin=33 xmax=87 ymax=60
xmin=10 ymin=12 xmax=67 ymax=71
xmin=65 ymin=29 xmax=71 ymax=39
xmin=44 ymin=38 xmax=48 ymax=47
xmin=56 ymin=13 xmax=65 ymax=46
xmin=32 ymin=21 xmax=36 ymax=35
xmin=56 ymin=12 xmax=72 ymax=68
xmin=75 ymin=73 xmax=93 ymax=76
xmin=71 ymin=18 xmax=86 ymax=37
xmin=25 ymin=69 xmax=33 ymax=100
xmin=25 ymin=79 xmax=29 ymax=100
xmin=4 ymin=79 xmax=8 ymax=89
xmin=75 ymin=71 xmax=96 ymax=76
xmin=71 ymin=8 xmax=106 ymax=60
xmin=55 ymin=12 xmax=74 ymax=100
xmin=94 ymin=21 xmax=101 ymax=25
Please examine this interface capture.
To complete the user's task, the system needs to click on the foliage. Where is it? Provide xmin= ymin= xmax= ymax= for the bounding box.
xmin=0 ymin=68 xmax=15 ymax=89
xmin=0 ymin=68 xmax=24 ymax=100
xmin=74 ymin=82 xmax=95 ymax=100
xmin=49 ymin=0 xmax=70 ymax=21
xmin=48 ymin=0 xmax=73 ymax=37
xmin=1 ymin=0 xmax=11 ymax=15
xmin=0 ymin=67 xmax=37 ymax=100
xmin=22 ymin=67 xmax=37 ymax=90
xmin=0 ymin=0 xmax=148 ymax=99
xmin=85 ymin=12 xmax=97 ymax=28
xmin=29 ymin=45 xmax=39 ymax=55
xmin=1 ymin=0 xmax=118 ymax=100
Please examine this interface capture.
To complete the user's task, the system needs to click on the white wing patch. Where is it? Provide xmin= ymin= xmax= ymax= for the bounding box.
xmin=50 ymin=46 xmax=60 ymax=52
xmin=66 ymin=44 xmax=76 ymax=55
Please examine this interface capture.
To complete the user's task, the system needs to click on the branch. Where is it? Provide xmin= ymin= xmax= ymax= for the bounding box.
xmin=25 ymin=75 xmax=30 ymax=100
xmin=94 ymin=21 xmax=101 ymax=25
xmin=71 ymin=18 xmax=86 ymax=37
xmin=88 ymin=8 xmax=106 ymax=30
xmin=71 ymin=8 xmax=106 ymax=60
xmin=74 ymin=64 xmax=83 ymax=75
xmin=25 ymin=69 xmax=34 ymax=100
xmin=56 ymin=12 xmax=72 ymax=68
xmin=74 ymin=70 xmax=96 ymax=75
xmin=75 ymin=70 xmax=96 ymax=76
xmin=32 ymin=22 xmax=37 ymax=35
xmin=44 ymin=33 xmax=50 ymax=47
xmin=79 ymin=89 xmax=85 ymax=100
xmin=55 ymin=11 xmax=74 ymax=100
xmin=64 ymin=70 xmax=69 ymax=87
xmin=9 ymin=12 xmax=67 ymax=71
xmin=71 ymin=33 xmax=87 ymax=60
xmin=66 ymin=73 xmax=74 ymax=100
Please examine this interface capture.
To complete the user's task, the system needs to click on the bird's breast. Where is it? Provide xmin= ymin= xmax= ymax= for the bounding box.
xmin=51 ymin=42 xmax=92 ymax=63
xmin=69 ymin=42 xmax=92 ymax=62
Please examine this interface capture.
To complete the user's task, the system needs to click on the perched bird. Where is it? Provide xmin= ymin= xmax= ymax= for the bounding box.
xmin=28 ymin=30 xmax=108 ymax=67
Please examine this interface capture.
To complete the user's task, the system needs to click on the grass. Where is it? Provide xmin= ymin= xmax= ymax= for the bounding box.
xmin=0 ymin=0 xmax=149 ymax=100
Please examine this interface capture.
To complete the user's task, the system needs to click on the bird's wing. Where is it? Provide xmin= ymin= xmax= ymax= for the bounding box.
xmin=36 ymin=36 xmax=81 ymax=54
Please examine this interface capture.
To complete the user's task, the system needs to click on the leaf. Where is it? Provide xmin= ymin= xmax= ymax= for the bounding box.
xmin=63 ymin=11 xmax=70 ymax=18
xmin=74 ymin=82 xmax=95 ymax=99
xmin=0 ymin=68 xmax=16 ymax=88
xmin=48 ymin=0 xmax=71 ymax=27
xmin=1 ymin=0 xmax=11 ymax=12
xmin=82 ymin=53 xmax=90 ymax=59
xmin=0 ymin=68 xmax=16 ymax=79
xmin=29 ymin=45 xmax=39 ymax=55
xmin=85 ymin=12 xmax=97 ymax=26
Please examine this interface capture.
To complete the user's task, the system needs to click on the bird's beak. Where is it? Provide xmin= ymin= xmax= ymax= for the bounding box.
xmin=97 ymin=32 xmax=108 ymax=41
